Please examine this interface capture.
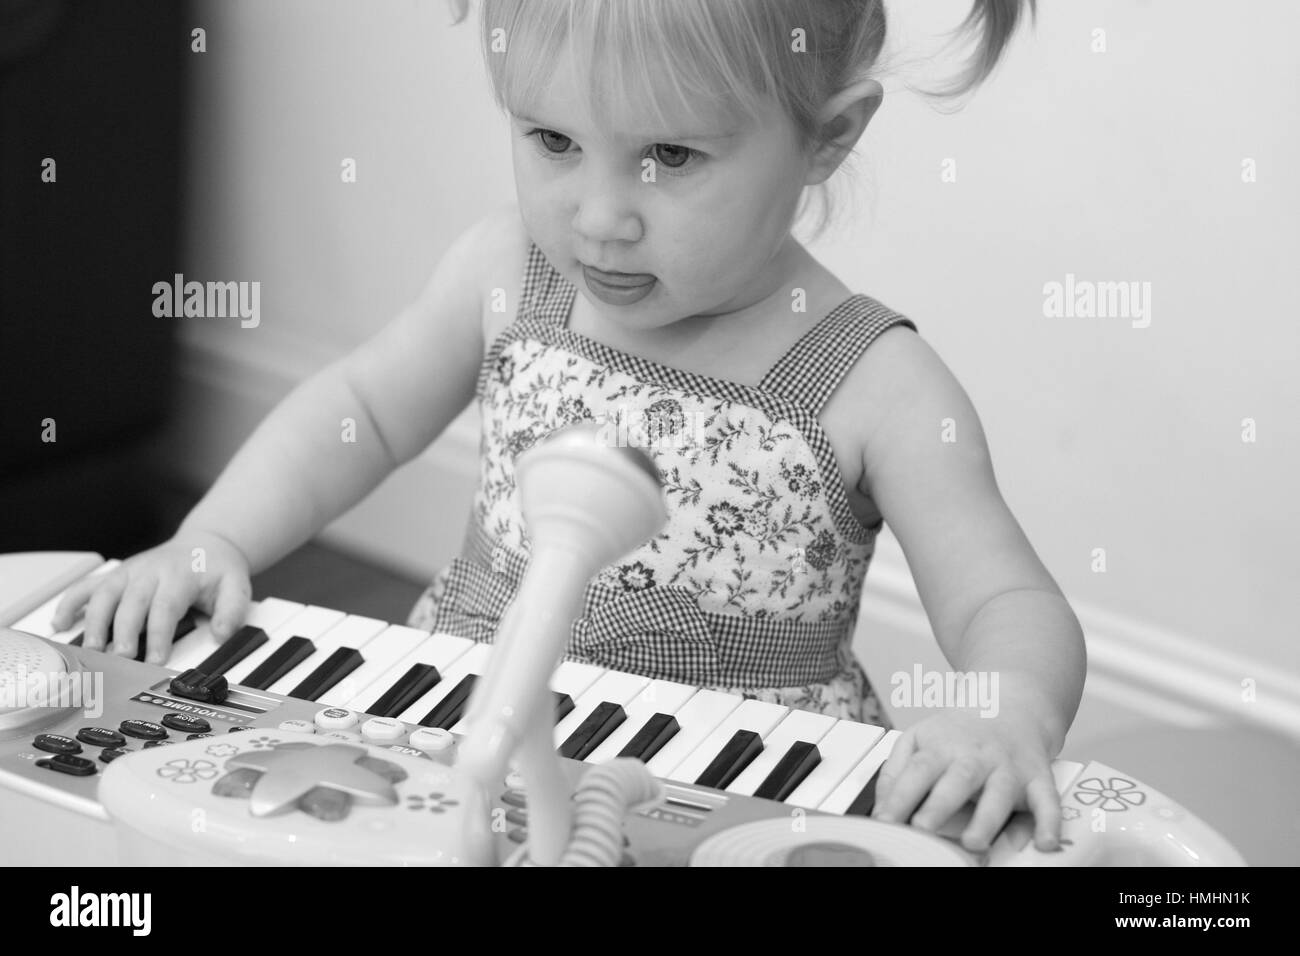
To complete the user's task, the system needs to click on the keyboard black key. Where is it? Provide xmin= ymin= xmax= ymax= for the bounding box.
xmin=242 ymin=636 xmax=315 ymax=689
xmin=195 ymin=625 xmax=269 ymax=676
xmin=616 ymin=713 xmax=679 ymax=762
xmin=694 ymin=729 xmax=763 ymax=790
xmin=844 ymin=766 xmax=885 ymax=817
xmin=753 ymin=741 xmax=822 ymax=802
xmin=553 ymin=692 xmax=574 ymax=722
xmin=133 ymin=610 xmax=199 ymax=662
xmin=289 ymin=647 xmax=365 ymax=702
xmin=419 ymin=674 xmax=477 ymax=729
xmin=368 ymin=663 xmax=442 ymax=718
xmin=558 ymin=701 xmax=627 ymax=760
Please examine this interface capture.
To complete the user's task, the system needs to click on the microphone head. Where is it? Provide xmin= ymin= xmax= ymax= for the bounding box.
xmin=516 ymin=421 xmax=667 ymax=569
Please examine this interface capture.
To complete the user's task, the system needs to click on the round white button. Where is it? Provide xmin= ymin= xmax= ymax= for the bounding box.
xmin=278 ymin=719 xmax=316 ymax=734
xmin=505 ymin=769 xmax=526 ymax=790
xmin=409 ymin=727 xmax=456 ymax=756
xmin=360 ymin=717 xmax=406 ymax=743
xmin=314 ymin=707 xmax=359 ymax=731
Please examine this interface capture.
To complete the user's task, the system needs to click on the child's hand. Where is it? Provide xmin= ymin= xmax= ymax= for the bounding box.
xmin=870 ymin=708 xmax=1062 ymax=853
xmin=50 ymin=530 xmax=252 ymax=665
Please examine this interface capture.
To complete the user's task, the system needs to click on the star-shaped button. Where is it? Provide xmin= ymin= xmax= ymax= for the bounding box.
xmin=227 ymin=743 xmax=400 ymax=817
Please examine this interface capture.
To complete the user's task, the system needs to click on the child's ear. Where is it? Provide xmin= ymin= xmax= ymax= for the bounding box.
xmin=806 ymin=79 xmax=884 ymax=186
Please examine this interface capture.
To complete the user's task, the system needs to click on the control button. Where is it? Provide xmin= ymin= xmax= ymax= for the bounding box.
xmin=314 ymin=707 xmax=359 ymax=731
xmin=228 ymin=726 xmax=252 ymax=733
xmin=161 ymin=713 xmax=211 ymax=734
xmin=33 ymin=734 xmax=82 ymax=755
xmin=169 ymin=668 xmax=229 ymax=704
xmin=321 ymin=731 xmax=363 ymax=743
xmin=360 ymin=717 xmax=405 ymax=743
xmin=278 ymin=719 xmax=317 ymax=734
xmin=505 ymin=808 xmax=528 ymax=826
xmin=500 ymin=788 xmax=527 ymax=809
xmin=119 ymin=720 xmax=167 ymax=741
xmin=99 ymin=748 xmax=130 ymax=764
xmin=187 ymin=733 xmax=214 ymax=740
xmin=143 ymin=740 xmax=176 ymax=749
xmin=76 ymin=727 xmax=127 ymax=749
xmin=507 ymin=828 xmax=527 ymax=844
xmin=37 ymin=754 xmax=97 ymax=777
xmin=505 ymin=769 xmax=526 ymax=789
xmin=409 ymin=727 xmax=456 ymax=756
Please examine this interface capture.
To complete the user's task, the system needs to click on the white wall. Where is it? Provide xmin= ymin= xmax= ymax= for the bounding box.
xmin=169 ymin=0 xmax=1299 ymax=732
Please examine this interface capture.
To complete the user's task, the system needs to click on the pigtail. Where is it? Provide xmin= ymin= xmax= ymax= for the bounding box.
xmin=929 ymin=0 xmax=1037 ymax=99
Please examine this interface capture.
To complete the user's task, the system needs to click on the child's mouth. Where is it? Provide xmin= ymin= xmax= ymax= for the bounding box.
xmin=582 ymin=265 xmax=657 ymax=305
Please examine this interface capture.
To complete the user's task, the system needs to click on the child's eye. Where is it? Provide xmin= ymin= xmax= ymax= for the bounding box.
xmin=520 ymin=128 xmax=701 ymax=176
xmin=526 ymin=128 xmax=573 ymax=155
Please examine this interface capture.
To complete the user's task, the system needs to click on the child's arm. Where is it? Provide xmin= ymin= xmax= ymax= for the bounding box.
xmin=849 ymin=327 xmax=1087 ymax=851
xmin=53 ymin=207 xmax=506 ymax=663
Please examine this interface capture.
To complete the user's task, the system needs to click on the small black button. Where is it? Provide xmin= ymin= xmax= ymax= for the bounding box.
xmin=37 ymin=754 xmax=97 ymax=776
xmin=500 ymin=789 xmax=527 ymax=809
xmin=169 ymin=668 xmax=229 ymax=704
xmin=119 ymin=719 xmax=167 ymax=741
xmin=228 ymin=726 xmax=252 ymax=733
xmin=143 ymin=740 xmax=176 ymax=749
xmin=187 ymin=733 xmax=214 ymax=740
xmin=99 ymin=748 xmax=130 ymax=764
xmin=76 ymin=727 xmax=127 ymax=749
xmin=507 ymin=828 xmax=527 ymax=844
xmin=161 ymin=713 xmax=211 ymax=734
xmin=33 ymin=734 xmax=82 ymax=755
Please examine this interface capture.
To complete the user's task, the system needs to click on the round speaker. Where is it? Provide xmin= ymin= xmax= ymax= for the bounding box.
xmin=690 ymin=815 xmax=975 ymax=867
xmin=0 ymin=627 xmax=76 ymax=737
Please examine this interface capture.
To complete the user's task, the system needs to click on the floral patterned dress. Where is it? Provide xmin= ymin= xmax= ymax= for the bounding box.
xmin=408 ymin=242 xmax=918 ymax=727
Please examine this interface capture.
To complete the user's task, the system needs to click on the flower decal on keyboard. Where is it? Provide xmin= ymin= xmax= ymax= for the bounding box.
xmin=1072 ymin=776 xmax=1146 ymax=812
xmin=156 ymin=759 xmax=219 ymax=784
xmin=405 ymin=791 xmax=460 ymax=814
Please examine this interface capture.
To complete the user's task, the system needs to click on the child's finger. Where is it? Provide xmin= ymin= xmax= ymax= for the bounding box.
xmin=145 ymin=585 xmax=192 ymax=666
xmin=80 ymin=574 xmax=127 ymax=651
xmin=110 ymin=578 xmax=155 ymax=658
xmin=1026 ymin=772 xmax=1062 ymax=850
xmin=959 ymin=769 xmax=1021 ymax=851
xmin=872 ymin=750 xmax=945 ymax=825
xmin=871 ymin=731 xmax=916 ymax=808
xmin=51 ymin=572 xmax=107 ymax=632
xmin=209 ymin=573 xmax=251 ymax=640
xmin=909 ymin=756 xmax=992 ymax=833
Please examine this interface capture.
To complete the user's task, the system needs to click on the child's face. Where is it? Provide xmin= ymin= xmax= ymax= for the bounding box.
xmin=510 ymin=53 xmax=813 ymax=332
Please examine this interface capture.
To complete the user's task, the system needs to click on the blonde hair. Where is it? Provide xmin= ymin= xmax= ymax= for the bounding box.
xmin=448 ymin=0 xmax=1035 ymax=239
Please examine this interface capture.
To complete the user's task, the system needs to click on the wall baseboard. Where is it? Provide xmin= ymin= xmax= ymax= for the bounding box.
xmin=163 ymin=329 xmax=1300 ymax=742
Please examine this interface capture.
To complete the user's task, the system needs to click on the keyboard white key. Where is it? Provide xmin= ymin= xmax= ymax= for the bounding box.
xmin=652 ymin=697 xmax=786 ymax=784
xmin=784 ymin=718 xmax=888 ymax=809
xmin=166 ymin=598 xmax=306 ymax=673
xmin=553 ymin=669 xmax=650 ymax=750
xmin=585 ymin=680 xmax=702 ymax=764
xmin=222 ymin=605 xmax=348 ymax=686
xmin=342 ymin=629 xmax=475 ymax=713
xmin=451 ymin=658 xmax=606 ymax=735
xmin=397 ymin=642 xmax=493 ymax=725
xmin=263 ymin=613 xmax=389 ymax=697
xmin=317 ymin=624 xmax=430 ymax=707
xmin=725 ymin=709 xmax=838 ymax=796
xmin=10 ymin=560 xmax=122 ymax=641
xmin=817 ymin=728 xmax=901 ymax=815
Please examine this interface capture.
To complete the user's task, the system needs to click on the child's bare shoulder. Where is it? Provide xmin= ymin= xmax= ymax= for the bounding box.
xmin=473 ymin=201 xmax=530 ymax=349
